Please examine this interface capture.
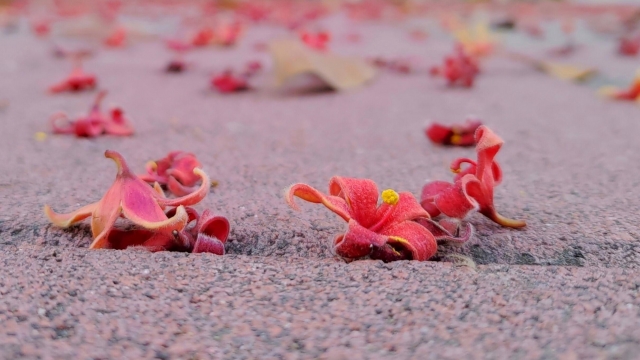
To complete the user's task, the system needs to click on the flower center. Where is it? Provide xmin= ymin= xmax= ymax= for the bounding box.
xmin=381 ymin=189 xmax=399 ymax=205
xmin=370 ymin=189 xmax=399 ymax=232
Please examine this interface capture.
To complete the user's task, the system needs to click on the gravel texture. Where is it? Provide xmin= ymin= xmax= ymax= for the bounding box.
xmin=0 ymin=16 xmax=639 ymax=359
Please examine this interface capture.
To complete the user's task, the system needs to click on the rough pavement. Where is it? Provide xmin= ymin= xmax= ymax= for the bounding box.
xmin=1 ymin=17 xmax=639 ymax=359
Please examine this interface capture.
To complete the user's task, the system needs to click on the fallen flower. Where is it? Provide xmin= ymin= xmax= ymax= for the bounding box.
xmin=425 ymin=118 xmax=483 ymax=147
xmin=49 ymin=65 xmax=97 ymax=93
xmin=420 ymin=126 xmax=526 ymax=228
xmin=104 ymin=27 xmax=127 ymax=47
xmin=139 ymin=151 xmax=203 ymax=197
xmin=107 ymin=207 xmax=230 ymax=254
xmin=300 ymin=30 xmax=331 ymax=51
xmin=599 ymin=71 xmax=640 ymax=101
xmin=285 ymin=176 xmax=437 ymax=262
xmin=619 ymin=36 xmax=640 ymax=56
xmin=50 ymin=91 xmax=134 ymax=137
xmin=430 ymin=45 xmax=480 ymax=88
xmin=44 ymin=150 xmax=210 ymax=249
xmin=211 ymin=70 xmax=249 ymax=93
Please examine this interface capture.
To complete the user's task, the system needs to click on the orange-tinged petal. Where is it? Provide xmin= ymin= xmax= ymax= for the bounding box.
xmin=328 ymin=177 xmax=379 ymax=227
xmin=157 ymin=168 xmax=210 ymax=207
xmin=120 ymin=176 xmax=172 ymax=225
xmin=285 ymin=183 xmax=351 ymax=222
xmin=44 ymin=202 xmax=97 ymax=228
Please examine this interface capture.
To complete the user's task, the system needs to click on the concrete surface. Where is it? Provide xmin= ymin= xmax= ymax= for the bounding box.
xmin=0 ymin=16 xmax=639 ymax=359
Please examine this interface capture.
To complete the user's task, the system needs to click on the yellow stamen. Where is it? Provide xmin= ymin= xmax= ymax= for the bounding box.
xmin=381 ymin=189 xmax=399 ymax=206
xmin=450 ymin=134 xmax=462 ymax=145
xmin=146 ymin=160 xmax=158 ymax=171
xmin=451 ymin=167 xmax=461 ymax=174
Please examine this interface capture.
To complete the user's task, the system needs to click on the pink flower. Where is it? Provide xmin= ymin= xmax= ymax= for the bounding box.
xmin=49 ymin=65 xmax=97 ymax=93
xmin=286 ymin=176 xmax=437 ymax=262
xmin=425 ymin=118 xmax=483 ymax=147
xmin=139 ymin=151 xmax=203 ymax=197
xmin=430 ymin=45 xmax=480 ymax=88
xmin=44 ymin=150 xmax=210 ymax=249
xmin=421 ymin=126 xmax=526 ymax=228
xmin=50 ymin=91 xmax=134 ymax=137
xmin=211 ymin=71 xmax=249 ymax=93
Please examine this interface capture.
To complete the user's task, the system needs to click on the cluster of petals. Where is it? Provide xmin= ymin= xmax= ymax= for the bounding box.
xmin=50 ymin=91 xmax=134 ymax=137
xmin=139 ymin=151 xmax=203 ymax=197
xmin=44 ymin=151 xmax=228 ymax=254
xmin=430 ymin=45 xmax=480 ymax=87
xmin=421 ymin=126 xmax=526 ymax=228
xmin=211 ymin=61 xmax=262 ymax=93
xmin=618 ymin=35 xmax=640 ymax=56
xmin=49 ymin=65 xmax=97 ymax=93
xmin=425 ymin=118 xmax=482 ymax=147
xmin=286 ymin=176 xmax=439 ymax=262
xmin=300 ymin=30 xmax=331 ymax=51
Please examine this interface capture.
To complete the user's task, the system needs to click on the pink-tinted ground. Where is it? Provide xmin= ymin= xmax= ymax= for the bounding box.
xmin=1 ymin=17 xmax=640 ymax=359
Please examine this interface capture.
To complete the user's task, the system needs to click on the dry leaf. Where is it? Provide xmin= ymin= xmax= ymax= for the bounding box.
xmin=539 ymin=62 xmax=597 ymax=82
xmin=269 ymin=39 xmax=376 ymax=91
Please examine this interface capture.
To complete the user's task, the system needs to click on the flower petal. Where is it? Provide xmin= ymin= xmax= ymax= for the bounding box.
xmin=195 ymin=209 xmax=230 ymax=242
xmin=156 ymin=168 xmax=210 ymax=207
xmin=420 ymin=180 xmax=452 ymax=217
xmin=192 ymin=234 xmax=225 ymax=255
xmin=106 ymin=228 xmax=155 ymax=250
xmin=433 ymin=177 xmax=479 ymax=219
xmin=44 ymin=202 xmax=97 ymax=228
xmin=334 ymin=219 xmax=386 ymax=259
xmin=166 ymin=153 xmax=202 ymax=187
xmin=376 ymin=192 xmax=430 ymax=232
xmin=328 ymin=177 xmax=379 ymax=227
xmin=285 ymin=183 xmax=351 ymax=222
xmin=378 ymin=220 xmax=437 ymax=261
xmin=167 ymin=175 xmax=199 ymax=197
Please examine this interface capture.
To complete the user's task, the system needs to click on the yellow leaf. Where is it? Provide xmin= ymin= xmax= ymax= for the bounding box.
xmin=269 ymin=40 xmax=376 ymax=91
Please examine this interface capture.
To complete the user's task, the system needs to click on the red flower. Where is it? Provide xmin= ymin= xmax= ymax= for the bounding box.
xmin=191 ymin=27 xmax=215 ymax=47
xmin=44 ymin=150 xmax=210 ymax=249
xmin=425 ymin=118 xmax=483 ymax=147
xmin=139 ymin=151 xmax=203 ymax=197
xmin=107 ymin=207 xmax=230 ymax=254
xmin=300 ymin=30 xmax=331 ymax=51
xmin=104 ymin=27 xmax=127 ymax=47
xmin=49 ymin=65 xmax=97 ymax=93
xmin=619 ymin=36 xmax=640 ymax=56
xmin=430 ymin=45 xmax=480 ymax=88
xmin=599 ymin=72 xmax=640 ymax=101
xmin=420 ymin=126 xmax=526 ymax=228
xmin=50 ymin=91 xmax=134 ymax=137
xmin=211 ymin=71 xmax=249 ymax=93
xmin=285 ymin=177 xmax=437 ymax=262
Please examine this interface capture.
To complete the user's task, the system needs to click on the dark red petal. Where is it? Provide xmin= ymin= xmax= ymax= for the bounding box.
xmin=420 ymin=181 xmax=452 ymax=217
xmin=334 ymin=219 xmax=386 ymax=259
xmin=192 ymin=234 xmax=225 ymax=255
xmin=378 ymin=220 xmax=437 ymax=261
xmin=425 ymin=123 xmax=452 ymax=144
xmin=196 ymin=209 xmax=230 ymax=243
xmin=434 ymin=177 xmax=479 ymax=219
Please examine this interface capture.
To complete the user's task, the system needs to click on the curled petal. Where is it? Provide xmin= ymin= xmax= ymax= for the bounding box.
xmin=192 ymin=234 xmax=225 ymax=255
xmin=433 ymin=178 xmax=479 ymax=219
xmin=420 ymin=181 xmax=452 ymax=217
xmin=167 ymin=176 xmax=199 ymax=197
xmin=166 ymin=153 xmax=202 ymax=186
xmin=328 ymin=177 xmax=379 ymax=227
xmin=334 ymin=220 xmax=386 ymax=259
xmin=285 ymin=183 xmax=351 ymax=222
xmin=378 ymin=220 xmax=437 ymax=261
xmin=157 ymin=168 xmax=210 ymax=207
xmin=44 ymin=202 xmax=97 ymax=228
xmin=195 ymin=209 xmax=230 ymax=242
xmin=462 ymin=175 xmax=526 ymax=228
xmin=104 ymin=108 xmax=134 ymax=136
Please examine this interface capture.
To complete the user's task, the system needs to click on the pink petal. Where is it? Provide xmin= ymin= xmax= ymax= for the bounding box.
xmin=285 ymin=183 xmax=352 ymax=222
xmin=192 ymin=234 xmax=225 ymax=255
xmin=377 ymin=220 xmax=437 ymax=261
xmin=328 ymin=177 xmax=379 ymax=228
xmin=334 ymin=219 xmax=387 ymax=259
